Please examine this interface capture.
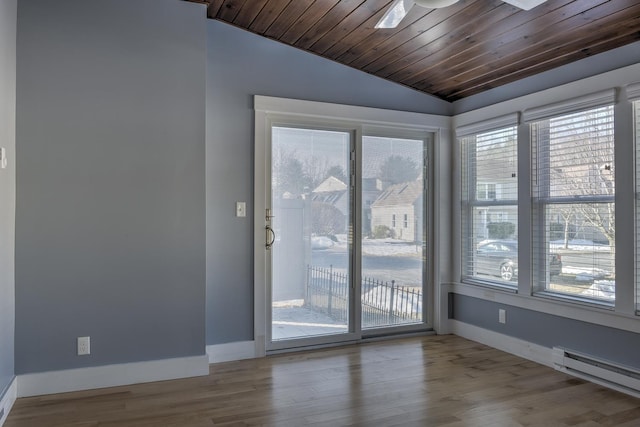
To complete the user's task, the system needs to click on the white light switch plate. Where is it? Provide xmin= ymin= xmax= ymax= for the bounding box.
xmin=0 ymin=148 xmax=6 ymax=169
xmin=236 ymin=202 xmax=246 ymax=217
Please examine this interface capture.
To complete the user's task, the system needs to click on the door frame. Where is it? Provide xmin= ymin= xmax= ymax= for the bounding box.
xmin=254 ymin=95 xmax=450 ymax=355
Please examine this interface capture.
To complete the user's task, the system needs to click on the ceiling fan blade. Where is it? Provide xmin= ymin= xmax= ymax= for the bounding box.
xmin=502 ymin=0 xmax=548 ymax=10
xmin=375 ymin=0 xmax=415 ymax=29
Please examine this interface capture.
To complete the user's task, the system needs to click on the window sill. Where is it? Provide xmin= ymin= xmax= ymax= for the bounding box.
xmin=444 ymin=281 xmax=640 ymax=335
xmin=461 ymin=278 xmax=518 ymax=293
xmin=532 ymin=291 xmax=614 ymax=310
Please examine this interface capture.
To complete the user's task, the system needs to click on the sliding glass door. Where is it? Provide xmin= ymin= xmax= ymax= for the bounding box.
xmin=361 ymin=136 xmax=426 ymax=329
xmin=264 ymin=122 xmax=430 ymax=351
xmin=269 ymin=126 xmax=355 ymax=347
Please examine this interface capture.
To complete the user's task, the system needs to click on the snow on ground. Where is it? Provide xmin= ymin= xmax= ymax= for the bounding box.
xmin=561 ymin=266 xmax=610 ymax=280
xmin=581 ymin=280 xmax=615 ymax=301
xmin=549 ymin=239 xmax=611 ymax=252
xmin=329 ymin=234 xmax=421 ymax=256
xmin=272 ymin=306 xmax=347 ymax=340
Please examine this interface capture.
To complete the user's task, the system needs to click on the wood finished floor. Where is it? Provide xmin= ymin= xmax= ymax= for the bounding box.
xmin=6 ymin=335 xmax=640 ymax=426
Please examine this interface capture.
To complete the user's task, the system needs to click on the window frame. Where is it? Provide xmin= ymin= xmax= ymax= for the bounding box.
xmin=528 ymin=99 xmax=616 ymax=306
xmin=458 ymin=114 xmax=519 ymax=290
xmin=631 ymin=84 xmax=640 ymax=314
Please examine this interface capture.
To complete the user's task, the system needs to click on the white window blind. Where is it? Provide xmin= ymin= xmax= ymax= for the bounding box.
xmin=460 ymin=125 xmax=518 ymax=287
xmin=531 ymin=105 xmax=615 ymax=304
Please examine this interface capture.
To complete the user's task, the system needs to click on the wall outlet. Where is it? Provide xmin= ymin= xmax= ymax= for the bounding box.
xmin=498 ymin=309 xmax=506 ymax=324
xmin=77 ymin=336 xmax=90 ymax=355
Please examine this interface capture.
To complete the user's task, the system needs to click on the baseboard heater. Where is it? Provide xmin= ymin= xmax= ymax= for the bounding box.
xmin=552 ymin=347 xmax=640 ymax=398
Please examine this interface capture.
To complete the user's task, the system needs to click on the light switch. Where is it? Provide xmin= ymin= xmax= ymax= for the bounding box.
xmin=0 ymin=148 xmax=6 ymax=169
xmin=236 ymin=202 xmax=246 ymax=217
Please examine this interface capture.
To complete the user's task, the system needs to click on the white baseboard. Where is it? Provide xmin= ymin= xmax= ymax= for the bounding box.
xmin=206 ymin=340 xmax=258 ymax=363
xmin=17 ymin=354 xmax=209 ymax=398
xmin=0 ymin=377 xmax=17 ymax=427
xmin=450 ymin=320 xmax=554 ymax=368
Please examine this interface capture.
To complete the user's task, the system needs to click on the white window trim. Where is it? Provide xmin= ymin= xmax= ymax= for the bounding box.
xmin=458 ymin=119 xmax=519 ymax=289
xmin=522 ymin=89 xmax=616 ymax=123
xmin=254 ymin=95 xmax=452 ymax=347
xmin=626 ymin=82 xmax=640 ymax=102
xmin=456 ymin=113 xmax=520 ymax=137
xmin=452 ymin=62 xmax=640 ymax=335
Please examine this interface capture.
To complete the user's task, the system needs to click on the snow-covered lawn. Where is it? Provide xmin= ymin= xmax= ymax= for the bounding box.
xmin=550 ymin=239 xmax=611 ymax=252
xmin=561 ymin=266 xmax=610 ymax=280
xmin=272 ymin=305 xmax=347 ymax=340
xmin=329 ymin=234 xmax=421 ymax=256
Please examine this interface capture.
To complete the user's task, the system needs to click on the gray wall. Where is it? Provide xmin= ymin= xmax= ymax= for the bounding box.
xmin=0 ymin=0 xmax=17 ymax=397
xmin=206 ymin=20 xmax=451 ymax=345
xmin=452 ymin=294 xmax=640 ymax=369
xmin=15 ymin=0 xmax=206 ymax=374
xmin=453 ymin=41 xmax=640 ymax=113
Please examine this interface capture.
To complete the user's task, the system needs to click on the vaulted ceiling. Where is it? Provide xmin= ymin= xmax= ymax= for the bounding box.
xmin=186 ymin=0 xmax=640 ymax=102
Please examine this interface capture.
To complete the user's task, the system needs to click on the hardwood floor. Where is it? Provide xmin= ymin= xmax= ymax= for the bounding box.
xmin=6 ymin=335 xmax=640 ymax=426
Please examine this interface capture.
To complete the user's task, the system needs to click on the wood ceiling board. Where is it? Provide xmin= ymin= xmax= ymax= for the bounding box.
xmin=206 ymin=0 xmax=224 ymax=18
xmin=279 ymin=0 xmax=343 ymax=46
xmin=444 ymin=13 xmax=640 ymax=100
xmin=185 ymin=0 xmax=640 ymax=102
xmin=320 ymin=2 xmax=399 ymax=59
xmin=308 ymin=0 xmax=391 ymax=55
xmin=383 ymin=3 xmax=520 ymax=84
xmin=218 ymin=0 xmax=249 ymax=22
xmin=394 ymin=0 xmax=575 ymax=88
xmin=334 ymin=6 xmax=435 ymax=64
xmin=231 ymin=0 xmax=269 ymax=28
xmin=424 ymin=0 xmax=639 ymax=97
xmin=361 ymin=0 xmax=507 ymax=76
xmin=247 ymin=0 xmax=293 ymax=34
xmin=293 ymin=0 xmax=368 ymax=50
xmin=263 ymin=1 xmax=315 ymax=39
xmin=448 ymin=31 xmax=640 ymax=101
xmin=412 ymin=0 xmax=614 ymax=93
xmin=340 ymin=6 xmax=469 ymax=68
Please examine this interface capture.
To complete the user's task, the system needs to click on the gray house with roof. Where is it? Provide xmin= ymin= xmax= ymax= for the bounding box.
xmin=370 ymin=180 xmax=423 ymax=242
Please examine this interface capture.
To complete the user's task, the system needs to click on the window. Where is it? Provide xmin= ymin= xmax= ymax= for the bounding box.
xmin=404 ymin=214 xmax=408 ymax=228
xmin=531 ymin=104 xmax=615 ymax=304
xmin=460 ymin=117 xmax=518 ymax=287
xmin=392 ymin=214 xmax=396 ymax=228
xmin=477 ymin=183 xmax=497 ymax=200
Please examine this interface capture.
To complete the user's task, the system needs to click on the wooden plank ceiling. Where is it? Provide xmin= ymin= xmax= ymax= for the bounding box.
xmin=186 ymin=0 xmax=640 ymax=102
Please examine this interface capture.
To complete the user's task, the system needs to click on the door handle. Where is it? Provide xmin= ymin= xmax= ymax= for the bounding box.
xmin=266 ymin=225 xmax=276 ymax=250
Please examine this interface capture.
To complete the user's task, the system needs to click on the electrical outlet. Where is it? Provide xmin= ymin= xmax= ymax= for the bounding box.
xmin=499 ymin=309 xmax=506 ymax=324
xmin=77 ymin=336 xmax=90 ymax=355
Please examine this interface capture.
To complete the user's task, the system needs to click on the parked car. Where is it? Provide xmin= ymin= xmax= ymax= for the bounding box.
xmin=311 ymin=236 xmax=335 ymax=250
xmin=475 ymin=240 xmax=562 ymax=281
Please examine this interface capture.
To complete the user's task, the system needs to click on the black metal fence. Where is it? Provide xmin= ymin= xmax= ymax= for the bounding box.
xmin=306 ymin=265 xmax=423 ymax=327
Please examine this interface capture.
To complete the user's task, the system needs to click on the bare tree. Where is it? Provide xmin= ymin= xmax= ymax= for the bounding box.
xmin=545 ymin=106 xmax=615 ymax=275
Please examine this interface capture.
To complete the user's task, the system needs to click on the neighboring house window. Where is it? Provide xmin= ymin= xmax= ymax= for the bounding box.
xmin=530 ymin=103 xmax=615 ymax=304
xmin=477 ymin=183 xmax=497 ymax=200
xmin=459 ymin=117 xmax=518 ymax=287
xmin=404 ymin=214 xmax=408 ymax=228
xmin=392 ymin=214 xmax=396 ymax=227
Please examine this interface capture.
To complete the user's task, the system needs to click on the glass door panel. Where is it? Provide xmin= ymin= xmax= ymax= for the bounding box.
xmin=361 ymin=136 xmax=425 ymax=329
xmin=271 ymin=126 xmax=352 ymax=342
